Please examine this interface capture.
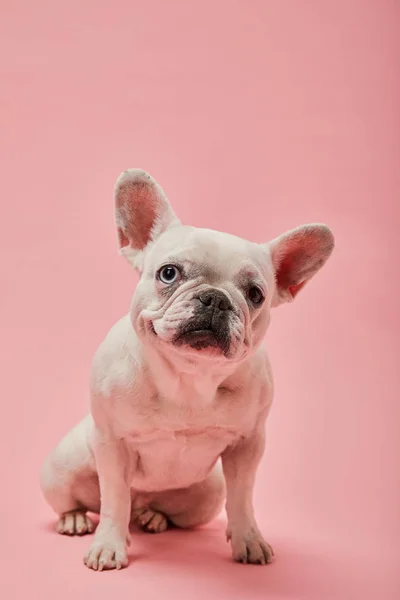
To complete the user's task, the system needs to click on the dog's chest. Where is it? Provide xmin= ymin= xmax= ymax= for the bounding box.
xmin=125 ymin=396 xmax=249 ymax=491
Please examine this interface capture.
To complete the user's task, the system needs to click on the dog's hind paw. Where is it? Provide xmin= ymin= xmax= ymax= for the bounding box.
xmin=134 ymin=508 xmax=168 ymax=534
xmin=56 ymin=510 xmax=94 ymax=536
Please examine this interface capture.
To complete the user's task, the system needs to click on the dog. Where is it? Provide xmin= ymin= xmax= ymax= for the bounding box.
xmin=40 ymin=169 xmax=334 ymax=571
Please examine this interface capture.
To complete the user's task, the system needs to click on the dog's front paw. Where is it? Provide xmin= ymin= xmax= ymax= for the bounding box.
xmin=84 ymin=536 xmax=128 ymax=571
xmin=227 ymin=527 xmax=274 ymax=565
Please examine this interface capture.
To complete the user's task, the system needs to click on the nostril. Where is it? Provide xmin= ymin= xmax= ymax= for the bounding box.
xmin=199 ymin=293 xmax=213 ymax=307
xmin=198 ymin=290 xmax=233 ymax=311
xmin=218 ymin=298 xmax=231 ymax=311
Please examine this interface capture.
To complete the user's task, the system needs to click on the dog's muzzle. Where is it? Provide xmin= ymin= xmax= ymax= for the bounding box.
xmin=174 ymin=289 xmax=233 ymax=355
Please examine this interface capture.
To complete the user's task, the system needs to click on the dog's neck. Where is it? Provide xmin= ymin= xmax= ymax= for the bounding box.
xmin=142 ymin=343 xmax=243 ymax=405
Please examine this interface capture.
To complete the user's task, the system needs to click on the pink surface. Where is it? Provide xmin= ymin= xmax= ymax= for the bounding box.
xmin=1 ymin=1 xmax=399 ymax=598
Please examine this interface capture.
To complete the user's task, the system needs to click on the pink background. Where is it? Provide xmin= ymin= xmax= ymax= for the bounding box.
xmin=1 ymin=1 xmax=398 ymax=598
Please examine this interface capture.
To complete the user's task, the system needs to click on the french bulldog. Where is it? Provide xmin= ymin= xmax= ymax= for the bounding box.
xmin=40 ymin=169 xmax=334 ymax=571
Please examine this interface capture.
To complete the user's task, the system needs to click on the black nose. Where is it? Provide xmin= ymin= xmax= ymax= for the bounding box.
xmin=198 ymin=289 xmax=233 ymax=311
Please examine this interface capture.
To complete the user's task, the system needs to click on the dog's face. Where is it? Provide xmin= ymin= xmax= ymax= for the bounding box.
xmin=133 ymin=226 xmax=274 ymax=362
xmin=115 ymin=170 xmax=334 ymax=365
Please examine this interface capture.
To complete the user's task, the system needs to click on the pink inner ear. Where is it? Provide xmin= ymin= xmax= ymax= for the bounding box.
xmin=275 ymin=245 xmax=307 ymax=288
xmin=275 ymin=251 xmax=307 ymax=299
xmin=117 ymin=228 xmax=131 ymax=250
xmin=272 ymin=224 xmax=334 ymax=303
xmin=288 ymin=281 xmax=307 ymax=298
xmin=130 ymin=199 xmax=157 ymax=250
xmin=117 ymin=192 xmax=158 ymax=251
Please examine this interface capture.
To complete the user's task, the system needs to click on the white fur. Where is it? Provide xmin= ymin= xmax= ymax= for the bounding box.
xmin=41 ymin=169 xmax=334 ymax=570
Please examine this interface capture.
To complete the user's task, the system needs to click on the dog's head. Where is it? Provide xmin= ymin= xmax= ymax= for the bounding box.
xmin=115 ymin=170 xmax=334 ymax=365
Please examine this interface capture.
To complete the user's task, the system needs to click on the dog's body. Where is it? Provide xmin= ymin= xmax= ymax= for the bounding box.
xmin=41 ymin=170 xmax=334 ymax=571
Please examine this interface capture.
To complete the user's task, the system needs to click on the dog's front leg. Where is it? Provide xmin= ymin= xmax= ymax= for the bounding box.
xmin=84 ymin=427 xmax=132 ymax=571
xmin=222 ymin=418 xmax=273 ymax=565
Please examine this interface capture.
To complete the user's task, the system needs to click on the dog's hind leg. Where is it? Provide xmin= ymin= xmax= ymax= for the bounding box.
xmin=40 ymin=416 xmax=100 ymax=536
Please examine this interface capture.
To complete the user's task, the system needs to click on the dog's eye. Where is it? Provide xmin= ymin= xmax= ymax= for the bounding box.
xmin=158 ymin=265 xmax=181 ymax=285
xmin=247 ymin=286 xmax=264 ymax=306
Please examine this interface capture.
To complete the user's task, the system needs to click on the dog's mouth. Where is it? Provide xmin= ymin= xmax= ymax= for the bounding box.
xmin=149 ymin=320 xmax=224 ymax=350
xmin=174 ymin=319 xmax=231 ymax=355
xmin=176 ymin=327 xmax=219 ymax=348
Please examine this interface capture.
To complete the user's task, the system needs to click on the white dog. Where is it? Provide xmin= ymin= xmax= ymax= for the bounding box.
xmin=40 ymin=169 xmax=334 ymax=571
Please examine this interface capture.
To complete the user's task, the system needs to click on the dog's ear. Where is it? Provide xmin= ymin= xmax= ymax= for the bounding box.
xmin=267 ymin=224 xmax=334 ymax=307
xmin=114 ymin=169 xmax=180 ymax=270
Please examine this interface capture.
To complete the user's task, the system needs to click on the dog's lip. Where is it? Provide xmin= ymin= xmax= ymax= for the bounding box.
xmin=178 ymin=329 xmax=214 ymax=339
xmin=175 ymin=328 xmax=221 ymax=348
xmin=176 ymin=325 xmax=215 ymax=340
xmin=175 ymin=328 xmax=221 ymax=350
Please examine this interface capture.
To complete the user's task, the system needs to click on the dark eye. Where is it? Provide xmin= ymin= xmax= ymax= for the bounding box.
xmin=158 ymin=265 xmax=181 ymax=284
xmin=248 ymin=286 xmax=264 ymax=305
